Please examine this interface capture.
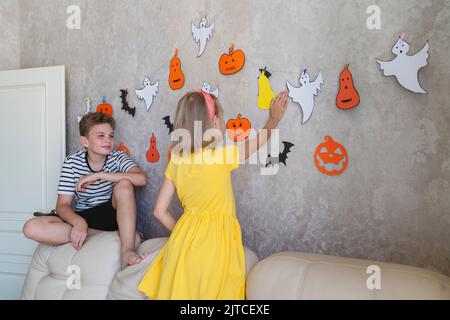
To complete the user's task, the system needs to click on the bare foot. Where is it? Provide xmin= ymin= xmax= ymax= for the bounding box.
xmin=121 ymin=250 xmax=149 ymax=270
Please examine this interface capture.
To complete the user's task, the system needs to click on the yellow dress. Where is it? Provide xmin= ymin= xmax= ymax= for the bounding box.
xmin=138 ymin=145 xmax=246 ymax=299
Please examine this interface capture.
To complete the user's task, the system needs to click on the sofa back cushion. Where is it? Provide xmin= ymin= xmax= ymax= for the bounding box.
xmin=246 ymin=251 xmax=450 ymax=300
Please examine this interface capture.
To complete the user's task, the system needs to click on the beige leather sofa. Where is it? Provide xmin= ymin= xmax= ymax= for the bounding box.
xmin=21 ymin=231 xmax=258 ymax=300
xmin=21 ymin=231 xmax=450 ymax=300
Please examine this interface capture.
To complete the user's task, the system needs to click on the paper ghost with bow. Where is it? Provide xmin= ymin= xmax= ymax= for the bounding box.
xmin=286 ymin=69 xmax=323 ymax=124
xmin=376 ymin=33 xmax=430 ymax=94
xmin=191 ymin=17 xmax=214 ymax=57
xmin=201 ymin=81 xmax=219 ymax=97
xmin=135 ymin=76 xmax=159 ymax=111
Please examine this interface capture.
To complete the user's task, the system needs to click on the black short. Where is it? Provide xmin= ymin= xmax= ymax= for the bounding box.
xmin=75 ymin=198 xmax=118 ymax=231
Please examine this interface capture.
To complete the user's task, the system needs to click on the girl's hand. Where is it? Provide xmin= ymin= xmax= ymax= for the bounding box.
xmin=76 ymin=173 xmax=101 ymax=192
xmin=268 ymin=90 xmax=288 ymax=127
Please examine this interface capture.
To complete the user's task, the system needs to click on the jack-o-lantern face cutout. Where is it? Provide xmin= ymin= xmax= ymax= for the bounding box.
xmin=226 ymin=114 xmax=251 ymax=142
xmin=336 ymin=64 xmax=360 ymax=110
xmin=314 ymin=136 xmax=348 ymax=176
xmin=219 ymin=44 xmax=245 ymax=75
xmin=168 ymin=48 xmax=185 ymax=90
xmin=96 ymin=96 xmax=113 ymax=117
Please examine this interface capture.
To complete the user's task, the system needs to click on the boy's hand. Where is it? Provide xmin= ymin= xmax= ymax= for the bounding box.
xmin=268 ymin=90 xmax=288 ymax=127
xmin=71 ymin=219 xmax=88 ymax=250
xmin=76 ymin=173 xmax=101 ymax=192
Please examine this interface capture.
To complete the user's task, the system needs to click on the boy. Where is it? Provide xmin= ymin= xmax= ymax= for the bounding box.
xmin=23 ymin=112 xmax=148 ymax=269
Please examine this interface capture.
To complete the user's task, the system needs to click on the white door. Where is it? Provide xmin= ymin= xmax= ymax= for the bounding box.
xmin=0 ymin=66 xmax=65 ymax=299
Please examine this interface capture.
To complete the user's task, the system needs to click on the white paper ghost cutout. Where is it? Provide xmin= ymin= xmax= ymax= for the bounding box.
xmin=286 ymin=69 xmax=324 ymax=124
xmin=135 ymin=76 xmax=159 ymax=112
xmin=191 ymin=17 xmax=214 ymax=57
xmin=201 ymin=81 xmax=219 ymax=97
xmin=376 ymin=33 xmax=429 ymax=94
xmin=78 ymin=97 xmax=92 ymax=123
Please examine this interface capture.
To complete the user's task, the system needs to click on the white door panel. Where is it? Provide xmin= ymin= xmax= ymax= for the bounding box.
xmin=0 ymin=65 xmax=65 ymax=299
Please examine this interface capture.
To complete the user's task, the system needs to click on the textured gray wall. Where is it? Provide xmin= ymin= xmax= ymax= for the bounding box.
xmin=0 ymin=0 xmax=20 ymax=70
xmin=7 ymin=0 xmax=450 ymax=276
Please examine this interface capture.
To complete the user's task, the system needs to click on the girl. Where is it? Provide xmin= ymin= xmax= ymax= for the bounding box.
xmin=138 ymin=89 xmax=288 ymax=299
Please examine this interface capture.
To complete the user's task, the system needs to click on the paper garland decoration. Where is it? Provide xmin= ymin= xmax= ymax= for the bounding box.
xmin=226 ymin=114 xmax=251 ymax=142
xmin=286 ymin=69 xmax=324 ymax=124
xmin=120 ymin=89 xmax=136 ymax=117
xmin=219 ymin=44 xmax=245 ymax=75
xmin=146 ymin=133 xmax=160 ymax=163
xmin=135 ymin=77 xmax=159 ymax=112
xmin=169 ymin=48 xmax=185 ymax=90
xmin=314 ymin=136 xmax=348 ymax=176
xmin=376 ymin=33 xmax=429 ymax=94
xmin=96 ymin=96 xmax=113 ymax=117
xmin=265 ymin=141 xmax=294 ymax=167
xmin=336 ymin=64 xmax=360 ymax=110
xmin=257 ymin=67 xmax=276 ymax=110
xmin=191 ymin=16 xmax=214 ymax=57
xmin=78 ymin=97 xmax=92 ymax=123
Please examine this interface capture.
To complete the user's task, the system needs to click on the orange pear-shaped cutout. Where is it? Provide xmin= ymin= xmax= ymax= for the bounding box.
xmin=336 ymin=64 xmax=360 ymax=110
xmin=168 ymin=48 xmax=185 ymax=90
xmin=146 ymin=133 xmax=160 ymax=163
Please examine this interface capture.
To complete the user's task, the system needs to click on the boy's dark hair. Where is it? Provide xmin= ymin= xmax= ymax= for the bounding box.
xmin=79 ymin=112 xmax=116 ymax=137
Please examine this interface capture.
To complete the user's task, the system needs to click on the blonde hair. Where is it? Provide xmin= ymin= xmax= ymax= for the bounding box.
xmin=171 ymin=91 xmax=221 ymax=154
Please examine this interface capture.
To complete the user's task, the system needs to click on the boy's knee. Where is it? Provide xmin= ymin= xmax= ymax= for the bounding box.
xmin=23 ymin=218 xmax=40 ymax=240
xmin=114 ymin=179 xmax=134 ymax=192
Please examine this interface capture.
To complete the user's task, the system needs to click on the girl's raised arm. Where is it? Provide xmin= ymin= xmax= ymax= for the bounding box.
xmin=239 ymin=91 xmax=288 ymax=161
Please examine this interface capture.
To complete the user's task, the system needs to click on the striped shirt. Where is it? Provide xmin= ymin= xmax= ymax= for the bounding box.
xmin=57 ymin=150 xmax=137 ymax=211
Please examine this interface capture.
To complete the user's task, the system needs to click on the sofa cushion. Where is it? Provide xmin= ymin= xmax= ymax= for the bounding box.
xmin=21 ymin=231 xmax=136 ymax=300
xmin=108 ymin=237 xmax=259 ymax=300
xmin=22 ymin=233 xmax=259 ymax=300
xmin=246 ymin=251 xmax=450 ymax=300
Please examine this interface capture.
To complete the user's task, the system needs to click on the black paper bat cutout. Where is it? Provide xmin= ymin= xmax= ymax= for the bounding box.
xmin=162 ymin=116 xmax=174 ymax=134
xmin=265 ymin=141 xmax=294 ymax=167
xmin=120 ymin=89 xmax=136 ymax=117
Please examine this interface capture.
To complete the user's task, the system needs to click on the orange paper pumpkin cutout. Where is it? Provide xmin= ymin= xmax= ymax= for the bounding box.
xmin=336 ymin=64 xmax=360 ymax=110
xmin=219 ymin=44 xmax=246 ymax=75
xmin=314 ymin=136 xmax=348 ymax=176
xmin=168 ymin=48 xmax=185 ymax=90
xmin=96 ymin=96 xmax=113 ymax=117
xmin=117 ymin=141 xmax=130 ymax=157
xmin=226 ymin=114 xmax=251 ymax=142
xmin=146 ymin=133 xmax=160 ymax=163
